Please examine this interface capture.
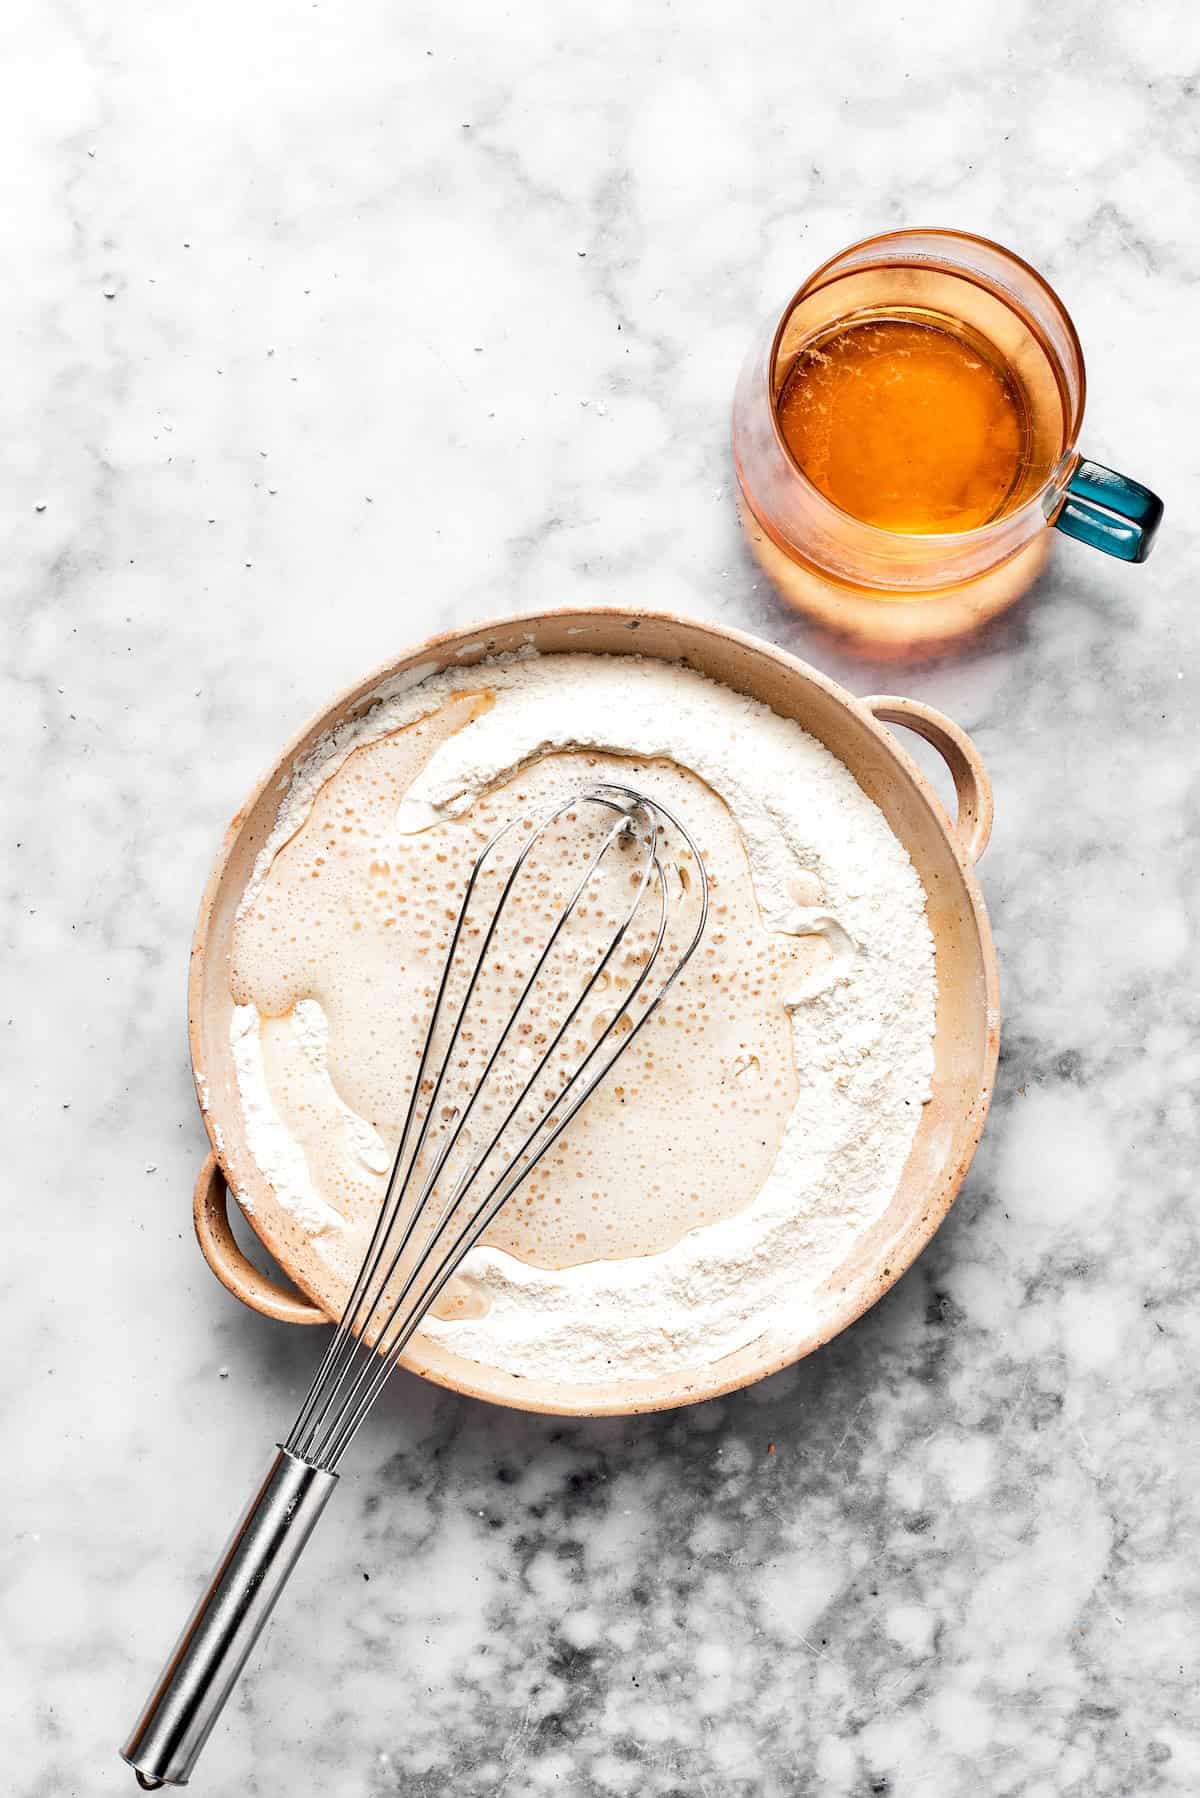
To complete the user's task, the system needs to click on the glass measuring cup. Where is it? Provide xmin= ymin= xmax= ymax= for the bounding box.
xmin=732 ymin=229 xmax=1163 ymax=641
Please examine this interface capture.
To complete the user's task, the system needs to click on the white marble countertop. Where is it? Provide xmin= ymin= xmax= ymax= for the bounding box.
xmin=8 ymin=2 xmax=1199 ymax=1792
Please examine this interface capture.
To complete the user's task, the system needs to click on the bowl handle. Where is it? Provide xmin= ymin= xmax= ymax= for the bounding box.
xmin=862 ymin=696 xmax=993 ymax=865
xmin=193 ymin=1152 xmax=329 ymax=1325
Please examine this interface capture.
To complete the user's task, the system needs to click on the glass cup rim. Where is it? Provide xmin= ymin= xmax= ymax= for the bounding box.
xmin=765 ymin=226 xmax=1089 ymax=549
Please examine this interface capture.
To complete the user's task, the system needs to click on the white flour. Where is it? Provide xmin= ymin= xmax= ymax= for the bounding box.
xmin=232 ymin=653 xmax=936 ymax=1383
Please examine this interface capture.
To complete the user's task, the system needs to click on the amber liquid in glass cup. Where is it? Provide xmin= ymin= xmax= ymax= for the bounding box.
xmin=732 ymin=231 xmax=1161 ymax=650
xmin=775 ymin=309 xmax=1058 ymax=535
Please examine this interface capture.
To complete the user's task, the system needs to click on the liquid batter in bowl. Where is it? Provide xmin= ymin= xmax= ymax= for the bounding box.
xmin=228 ymin=653 xmax=937 ymax=1384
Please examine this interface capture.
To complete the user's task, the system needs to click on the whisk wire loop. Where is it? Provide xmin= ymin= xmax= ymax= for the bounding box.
xmin=286 ymin=783 xmax=706 ymax=1469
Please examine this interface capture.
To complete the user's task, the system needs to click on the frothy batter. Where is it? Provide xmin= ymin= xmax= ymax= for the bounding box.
xmin=228 ymin=653 xmax=937 ymax=1383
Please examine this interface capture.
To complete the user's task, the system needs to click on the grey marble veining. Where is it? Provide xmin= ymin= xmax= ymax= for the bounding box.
xmin=5 ymin=1 xmax=1199 ymax=1793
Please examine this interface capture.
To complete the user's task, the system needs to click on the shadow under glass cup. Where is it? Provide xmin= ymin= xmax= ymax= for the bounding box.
xmin=732 ymin=230 xmax=1163 ymax=646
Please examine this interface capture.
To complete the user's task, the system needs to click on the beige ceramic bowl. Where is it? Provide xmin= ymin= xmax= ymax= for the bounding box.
xmin=189 ymin=608 xmax=999 ymax=1416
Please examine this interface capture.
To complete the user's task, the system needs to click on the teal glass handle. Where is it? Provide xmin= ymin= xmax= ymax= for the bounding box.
xmin=1053 ymin=458 xmax=1164 ymax=563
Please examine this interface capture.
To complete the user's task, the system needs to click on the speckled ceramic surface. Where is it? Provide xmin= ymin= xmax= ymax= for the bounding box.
xmin=187 ymin=608 xmax=998 ymax=1415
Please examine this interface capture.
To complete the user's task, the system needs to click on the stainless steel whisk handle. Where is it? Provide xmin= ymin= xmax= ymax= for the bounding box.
xmin=121 ymin=1448 xmax=337 ymax=1788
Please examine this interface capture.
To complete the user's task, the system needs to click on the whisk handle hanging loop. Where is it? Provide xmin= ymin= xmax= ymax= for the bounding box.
xmin=121 ymin=1448 xmax=337 ymax=1788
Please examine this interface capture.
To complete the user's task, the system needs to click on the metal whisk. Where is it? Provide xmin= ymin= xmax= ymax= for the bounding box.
xmin=121 ymin=783 xmax=707 ymax=1788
